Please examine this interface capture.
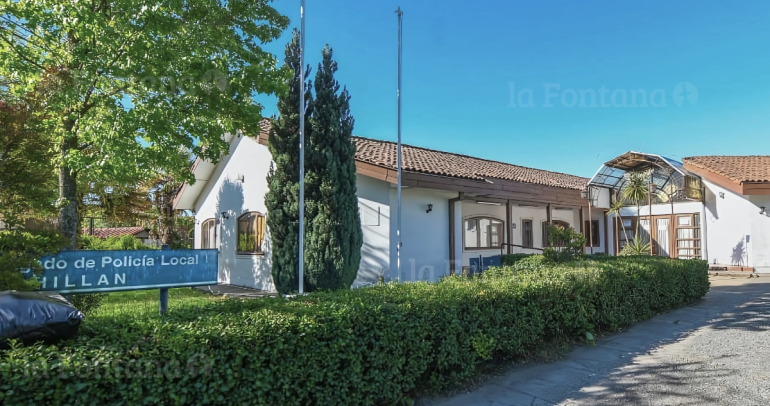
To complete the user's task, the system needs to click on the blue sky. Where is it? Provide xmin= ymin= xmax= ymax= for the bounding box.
xmin=255 ymin=0 xmax=770 ymax=178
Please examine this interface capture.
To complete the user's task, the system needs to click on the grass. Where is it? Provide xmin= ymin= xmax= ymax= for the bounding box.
xmin=89 ymin=287 xmax=224 ymax=320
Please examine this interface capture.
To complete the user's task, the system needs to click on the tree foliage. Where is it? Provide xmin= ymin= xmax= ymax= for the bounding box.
xmin=265 ymin=29 xmax=313 ymax=294
xmin=303 ymin=45 xmax=362 ymax=291
xmin=0 ymin=78 xmax=58 ymax=227
xmin=0 ymin=0 xmax=290 ymax=247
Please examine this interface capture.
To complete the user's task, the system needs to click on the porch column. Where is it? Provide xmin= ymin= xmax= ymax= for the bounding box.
xmin=448 ymin=195 xmax=463 ymax=275
xmin=506 ymin=200 xmax=512 ymax=254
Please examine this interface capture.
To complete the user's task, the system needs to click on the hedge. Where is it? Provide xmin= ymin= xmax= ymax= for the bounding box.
xmin=0 ymin=257 xmax=709 ymax=406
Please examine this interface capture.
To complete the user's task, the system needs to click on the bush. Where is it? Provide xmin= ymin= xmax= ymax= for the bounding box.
xmin=80 ymin=234 xmax=158 ymax=251
xmin=0 ymin=230 xmax=67 ymax=291
xmin=0 ymin=257 xmax=709 ymax=406
xmin=69 ymin=293 xmax=108 ymax=316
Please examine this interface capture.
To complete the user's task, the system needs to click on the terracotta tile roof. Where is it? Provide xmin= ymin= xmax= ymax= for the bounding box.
xmin=352 ymin=137 xmax=588 ymax=190
xmin=683 ymin=156 xmax=770 ymax=184
xmin=82 ymin=227 xmax=145 ymax=239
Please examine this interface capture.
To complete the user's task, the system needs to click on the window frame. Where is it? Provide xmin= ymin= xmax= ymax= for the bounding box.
xmin=584 ymin=220 xmax=600 ymax=247
xmin=463 ymin=216 xmax=505 ymax=250
xmin=521 ymin=219 xmax=534 ymax=248
xmin=674 ymin=213 xmax=701 ymax=259
xmin=237 ymin=212 xmax=266 ymax=255
xmin=201 ymin=219 xmax=217 ymax=249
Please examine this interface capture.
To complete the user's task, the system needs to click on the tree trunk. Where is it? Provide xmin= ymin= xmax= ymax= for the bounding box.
xmin=59 ymin=137 xmax=78 ymax=250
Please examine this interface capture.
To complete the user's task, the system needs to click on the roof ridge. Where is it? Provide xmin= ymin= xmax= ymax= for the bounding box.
xmin=351 ymin=135 xmax=588 ymax=181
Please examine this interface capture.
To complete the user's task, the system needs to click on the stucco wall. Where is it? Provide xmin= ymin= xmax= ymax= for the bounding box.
xmin=353 ymin=175 xmax=391 ymax=287
xmin=749 ymin=195 xmax=770 ymax=271
xmin=193 ymin=135 xmax=275 ymax=291
xmin=391 ymin=187 xmax=455 ymax=282
xmin=702 ymin=179 xmax=754 ymax=267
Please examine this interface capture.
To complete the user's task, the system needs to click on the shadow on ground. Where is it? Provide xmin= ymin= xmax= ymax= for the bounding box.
xmin=430 ymin=277 xmax=770 ymax=406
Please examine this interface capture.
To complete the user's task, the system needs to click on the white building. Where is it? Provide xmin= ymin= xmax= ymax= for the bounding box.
xmin=588 ymin=152 xmax=770 ymax=272
xmin=173 ymin=119 xmax=606 ymax=291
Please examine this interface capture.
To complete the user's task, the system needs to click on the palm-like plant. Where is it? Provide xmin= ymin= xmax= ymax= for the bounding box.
xmin=606 ymin=193 xmax=628 ymax=249
xmin=619 ymin=235 xmax=651 ymax=256
xmin=621 ymin=171 xmax=649 ymax=238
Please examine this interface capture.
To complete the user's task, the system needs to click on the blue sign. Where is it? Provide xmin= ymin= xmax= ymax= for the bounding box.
xmin=32 ymin=249 xmax=219 ymax=294
xmin=469 ymin=255 xmax=501 ymax=274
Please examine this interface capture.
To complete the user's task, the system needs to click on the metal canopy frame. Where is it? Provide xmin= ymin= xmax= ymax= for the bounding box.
xmin=588 ymin=152 xmax=703 ymax=204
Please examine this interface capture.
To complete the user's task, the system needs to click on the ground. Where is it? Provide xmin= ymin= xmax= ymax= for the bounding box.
xmin=430 ymin=275 xmax=770 ymax=406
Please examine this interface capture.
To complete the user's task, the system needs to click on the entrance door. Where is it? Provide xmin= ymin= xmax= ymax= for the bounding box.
xmin=644 ymin=215 xmax=674 ymax=257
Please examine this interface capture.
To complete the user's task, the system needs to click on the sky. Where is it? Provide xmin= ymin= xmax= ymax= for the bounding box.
xmin=254 ymin=0 xmax=770 ymax=178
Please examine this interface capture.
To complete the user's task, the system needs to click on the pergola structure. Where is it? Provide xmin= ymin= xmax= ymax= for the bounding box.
xmin=588 ymin=151 xmax=704 ymax=204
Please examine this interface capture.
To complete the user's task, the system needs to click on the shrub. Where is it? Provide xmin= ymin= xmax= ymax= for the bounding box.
xmin=543 ymin=224 xmax=586 ymax=262
xmin=0 ymin=257 xmax=709 ymax=406
xmin=501 ymin=253 xmax=536 ymax=265
xmin=80 ymin=234 xmax=158 ymax=251
xmin=0 ymin=230 xmax=67 ymax=291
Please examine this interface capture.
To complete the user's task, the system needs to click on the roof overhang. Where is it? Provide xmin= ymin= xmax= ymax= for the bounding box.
xmin=173 ymin=131 xmax=239 ymax=211
xmin=683 ymin=162 xmax=770 ymax=196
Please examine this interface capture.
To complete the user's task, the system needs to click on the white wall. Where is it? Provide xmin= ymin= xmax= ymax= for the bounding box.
xmin=194 ymin=135 xmax=275 ymax=291
xmin=702 ymin=179 xmax=753 ymax=267
xmin=353 ymin=175 xmax=391 ymax=287
xmin=749 ymin=195 xmax=770 ymax=272
xmin=391 ymin=187 xmax=456 ymax=282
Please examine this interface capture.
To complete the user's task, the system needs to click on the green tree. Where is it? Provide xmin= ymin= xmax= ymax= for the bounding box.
xmin=265 ymin=30 xmax=313 ymax=294
xmin=0 ymin=78 xmax=58 ymax=228
xmin=304 ymin=45 xmax=362 ymax=291
xmin=1 ymin=0 xmax=289 ymax=249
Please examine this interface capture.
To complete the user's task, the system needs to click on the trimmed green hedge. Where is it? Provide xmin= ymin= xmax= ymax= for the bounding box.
xmin=0 ymin=257 xmax=709 ymax=405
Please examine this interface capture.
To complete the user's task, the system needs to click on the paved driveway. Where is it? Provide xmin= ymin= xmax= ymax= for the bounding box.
xmin=430 ymin=275 xmax=770 ymax=406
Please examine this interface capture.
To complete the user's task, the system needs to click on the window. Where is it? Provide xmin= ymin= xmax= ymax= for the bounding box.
xmin=543 ymin=220 xmax=570 ymax=247
xmin=584 ymin=220 xmax=600 ymax=247
xmin=464 ymin=217 xmax=504 ymax=249
xmin=617 ymin=218 xmax=635 ymax=249
xmin=522 ymin=219 xmax=533 ymax=248
xmin=201 ymin=219 xmax=216 ymax=249
xmin=675 ymin=214 xmax=701 ymax=259
xmin=238 ymin=212 xmax=266 ymax=254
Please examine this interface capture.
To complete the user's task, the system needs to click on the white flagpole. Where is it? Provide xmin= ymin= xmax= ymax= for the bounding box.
xmin=396 ymin=7 xmax=403 ymax=281
xmin=298 ymin=0 xmax=306 ymax=294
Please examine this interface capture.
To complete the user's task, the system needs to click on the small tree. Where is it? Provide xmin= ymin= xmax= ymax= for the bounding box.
xmin=606 ymin=192 xmax=628 ymax=249
xmin=621 ymin=172 xmax=648 ymax=238
xmin=303 ymin=46 xmax=362 ymax=291
xmin=543 ymin=225 xmax=586 ymax=262
xmin=265 ymin=30 xmax=314 ymax=294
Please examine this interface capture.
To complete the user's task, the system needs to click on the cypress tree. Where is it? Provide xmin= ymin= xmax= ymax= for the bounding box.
xmin=303 ymin=46 xmax=363 ymax=291
xmin=265 ymin=29 xmax=313 ymax=294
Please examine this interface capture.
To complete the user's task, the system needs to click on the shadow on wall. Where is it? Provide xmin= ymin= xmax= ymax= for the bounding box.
xmin=731 ymin=239 xmax=746 ymax=266
xmin=704 ymin=186 xmax=719 ymax=221
xmin=353 ymin=202 xmax=389 ymax=287
xmin=216 ymin=179 xmax=245 ymax=284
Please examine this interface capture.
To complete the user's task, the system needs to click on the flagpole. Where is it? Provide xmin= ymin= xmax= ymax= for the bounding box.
xmin=298 ymin=0 xmax=306 ymax=294
xmin=396 ymin=7 xmax=403 ymax=281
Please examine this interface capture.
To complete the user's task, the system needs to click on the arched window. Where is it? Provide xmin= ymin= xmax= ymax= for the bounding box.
xmin=238 ymin=212 xmax=266 ymax=254
xmin=201 ymin=219 xmax=216 ymax=249
xmin=464 ymin=217 xmax=504 ymax=250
